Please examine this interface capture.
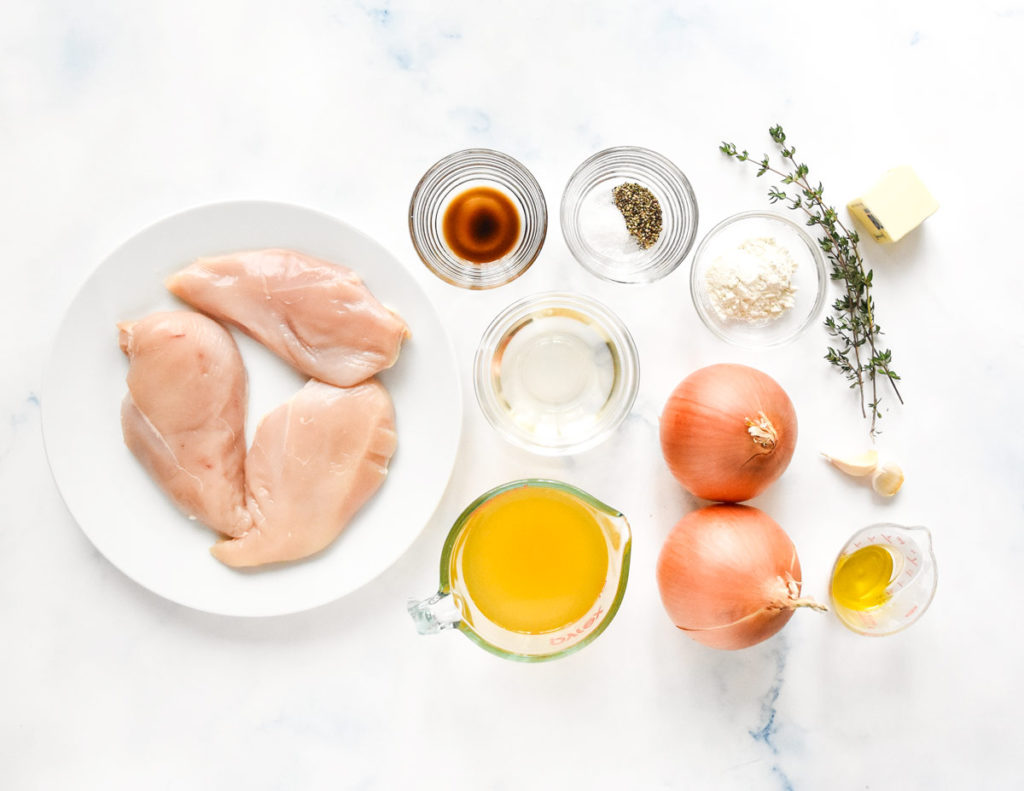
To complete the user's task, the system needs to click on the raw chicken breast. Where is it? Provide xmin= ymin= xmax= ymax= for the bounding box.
xmin=119 ymin=311 xmax=251 ymax=537
xmin=212 ymin=379 xmax=397 ymax=568
xmin=166 ymin=249 xmax=410 ymax=388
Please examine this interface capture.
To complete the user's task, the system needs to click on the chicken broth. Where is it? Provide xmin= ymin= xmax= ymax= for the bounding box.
xmin=448 ymin=485 xmax=610 ymax=634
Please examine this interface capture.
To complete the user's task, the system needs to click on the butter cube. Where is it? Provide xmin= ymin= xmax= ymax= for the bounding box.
xmin=847 ymin=166 xmax=938 ymax=243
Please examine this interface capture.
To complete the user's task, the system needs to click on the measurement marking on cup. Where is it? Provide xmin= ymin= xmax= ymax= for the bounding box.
xmin=550 ymin=606 xmax=605 ymax=646
xmin=904 ymin=605 xmax=919 ymax=618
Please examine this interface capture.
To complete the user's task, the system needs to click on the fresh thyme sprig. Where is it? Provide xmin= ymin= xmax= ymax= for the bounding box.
xmin=720 ymin=125 xmax=903 ymax=436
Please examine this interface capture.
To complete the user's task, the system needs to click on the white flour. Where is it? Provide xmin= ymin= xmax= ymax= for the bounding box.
xmin=705 ymin=236 xmax=799 ymax=322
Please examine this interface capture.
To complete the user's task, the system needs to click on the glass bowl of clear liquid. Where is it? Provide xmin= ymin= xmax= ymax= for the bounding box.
xmin=474 ymin=292 xmax=639 ymax=455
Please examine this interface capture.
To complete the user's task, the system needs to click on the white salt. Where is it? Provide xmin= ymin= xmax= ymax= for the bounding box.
xmin=578 ymin=189 xmax=645 ymax=259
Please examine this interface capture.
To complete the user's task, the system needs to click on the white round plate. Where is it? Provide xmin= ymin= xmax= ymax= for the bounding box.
xmin=42 ymin=201 xmax=462 ymax=617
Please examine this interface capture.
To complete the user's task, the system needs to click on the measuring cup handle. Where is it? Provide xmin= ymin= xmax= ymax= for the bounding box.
xmin=407 ymin=592 xmax=461 ymax=635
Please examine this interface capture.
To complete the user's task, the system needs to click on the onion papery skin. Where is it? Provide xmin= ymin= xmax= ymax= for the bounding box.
xmin=656 ymin=504 xmax=805 ymax=650
xmin=660 ymin=363 xmax=797 ymax=502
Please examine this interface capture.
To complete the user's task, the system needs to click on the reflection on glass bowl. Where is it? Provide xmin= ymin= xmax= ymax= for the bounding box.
xmin=474 ymin=292 xmax=639 ymax=455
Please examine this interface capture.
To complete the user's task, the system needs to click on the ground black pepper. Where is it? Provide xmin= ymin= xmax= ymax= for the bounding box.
xmin=612 ymin=182 xmax=662 ymax=249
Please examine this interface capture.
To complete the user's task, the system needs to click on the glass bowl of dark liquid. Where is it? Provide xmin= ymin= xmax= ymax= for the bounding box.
xmin=409 ymin=149 xmax=547 ymax=289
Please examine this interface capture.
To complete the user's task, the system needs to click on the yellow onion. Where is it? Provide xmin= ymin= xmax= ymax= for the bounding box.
xmin=660 ymin=363 xmax=797 ymax=502
xmin=656 ymin=504 xmax=824 ymax=650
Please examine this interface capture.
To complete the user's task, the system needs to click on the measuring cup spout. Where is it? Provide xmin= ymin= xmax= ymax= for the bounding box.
xmin=901 ymin=525 xmax=933 ymax=556
xmin=407 ymin=592 xmax=461 ymax=635
xmin=889 ymin=524 xmax=936 ymax=589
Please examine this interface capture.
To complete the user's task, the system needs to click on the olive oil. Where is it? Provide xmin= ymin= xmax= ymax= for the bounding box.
xmin=831 ymin=544 xmax=895 ymax=611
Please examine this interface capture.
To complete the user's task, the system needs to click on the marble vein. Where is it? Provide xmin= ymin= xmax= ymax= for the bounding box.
xmin=748 ymin=643 xmax=795 ymax=791
xmin=1 ymin=392 xmax=40 ymax=462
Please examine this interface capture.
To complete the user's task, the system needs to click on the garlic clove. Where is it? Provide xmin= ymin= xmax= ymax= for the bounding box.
xmin=822 ymin=449 xmax=879 ymax=478
xmin=871 ymin=461 xmax=904 ymax=497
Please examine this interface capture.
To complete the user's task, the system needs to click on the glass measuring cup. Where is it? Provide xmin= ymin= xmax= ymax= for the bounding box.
xmin=829 ymin=524 xmax=937 ymax=636
xmin=408 ymin=479 xmax=631 ymax=662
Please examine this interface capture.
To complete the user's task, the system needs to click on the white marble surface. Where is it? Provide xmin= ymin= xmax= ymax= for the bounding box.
xmin=3 ymin=1 xmax=1023 ymax=788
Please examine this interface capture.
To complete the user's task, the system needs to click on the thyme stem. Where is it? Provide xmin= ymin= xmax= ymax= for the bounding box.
xmin=719 ymin=127 xmax=903 ymax=436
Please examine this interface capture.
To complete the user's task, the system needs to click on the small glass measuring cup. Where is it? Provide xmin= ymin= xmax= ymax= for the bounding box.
xmin=829 ymin=524 xmax=937 ymax=636
xmin=408 ymin=479 xmax=631 ymax=662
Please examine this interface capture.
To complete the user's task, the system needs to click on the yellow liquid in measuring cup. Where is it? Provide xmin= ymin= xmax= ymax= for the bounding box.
xmin=831 ymin=545 xmax=894 ymax=610
xmin=450 ymin=486 xmax=610 ymax=634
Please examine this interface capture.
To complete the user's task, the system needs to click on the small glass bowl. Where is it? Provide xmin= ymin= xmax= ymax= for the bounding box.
xmin=690 ymin=211 xmax=827 ymax=347
xmin=409 ymin=148 xmax=547 ymax=289
xmin=474 ymin=292 xmax=639 ymax=455
xmin=561 ymin=146 xmax=698 ymax=284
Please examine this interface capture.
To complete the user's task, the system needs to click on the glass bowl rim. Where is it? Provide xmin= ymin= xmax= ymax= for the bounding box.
xmin=408 ymin=147 xmax=548 ymax=290
xmin=689 ymin=209 xmax=828 ymax=348
xmin=473 ymin=290 xmax=640 ymax=455
xmin=559 ymin=145 xmax=699 ymax=284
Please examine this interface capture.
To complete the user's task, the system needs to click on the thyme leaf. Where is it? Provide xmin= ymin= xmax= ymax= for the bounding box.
xmin=720 ymin=127 xmax=903 ymax=436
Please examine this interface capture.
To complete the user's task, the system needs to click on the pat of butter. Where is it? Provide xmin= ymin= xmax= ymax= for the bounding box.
xmin=847 ymin=166 xmax=938 ymax=243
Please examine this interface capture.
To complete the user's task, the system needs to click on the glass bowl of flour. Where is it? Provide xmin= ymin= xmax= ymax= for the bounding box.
xmin=690 ymin=211 xmax=827 ymax=347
